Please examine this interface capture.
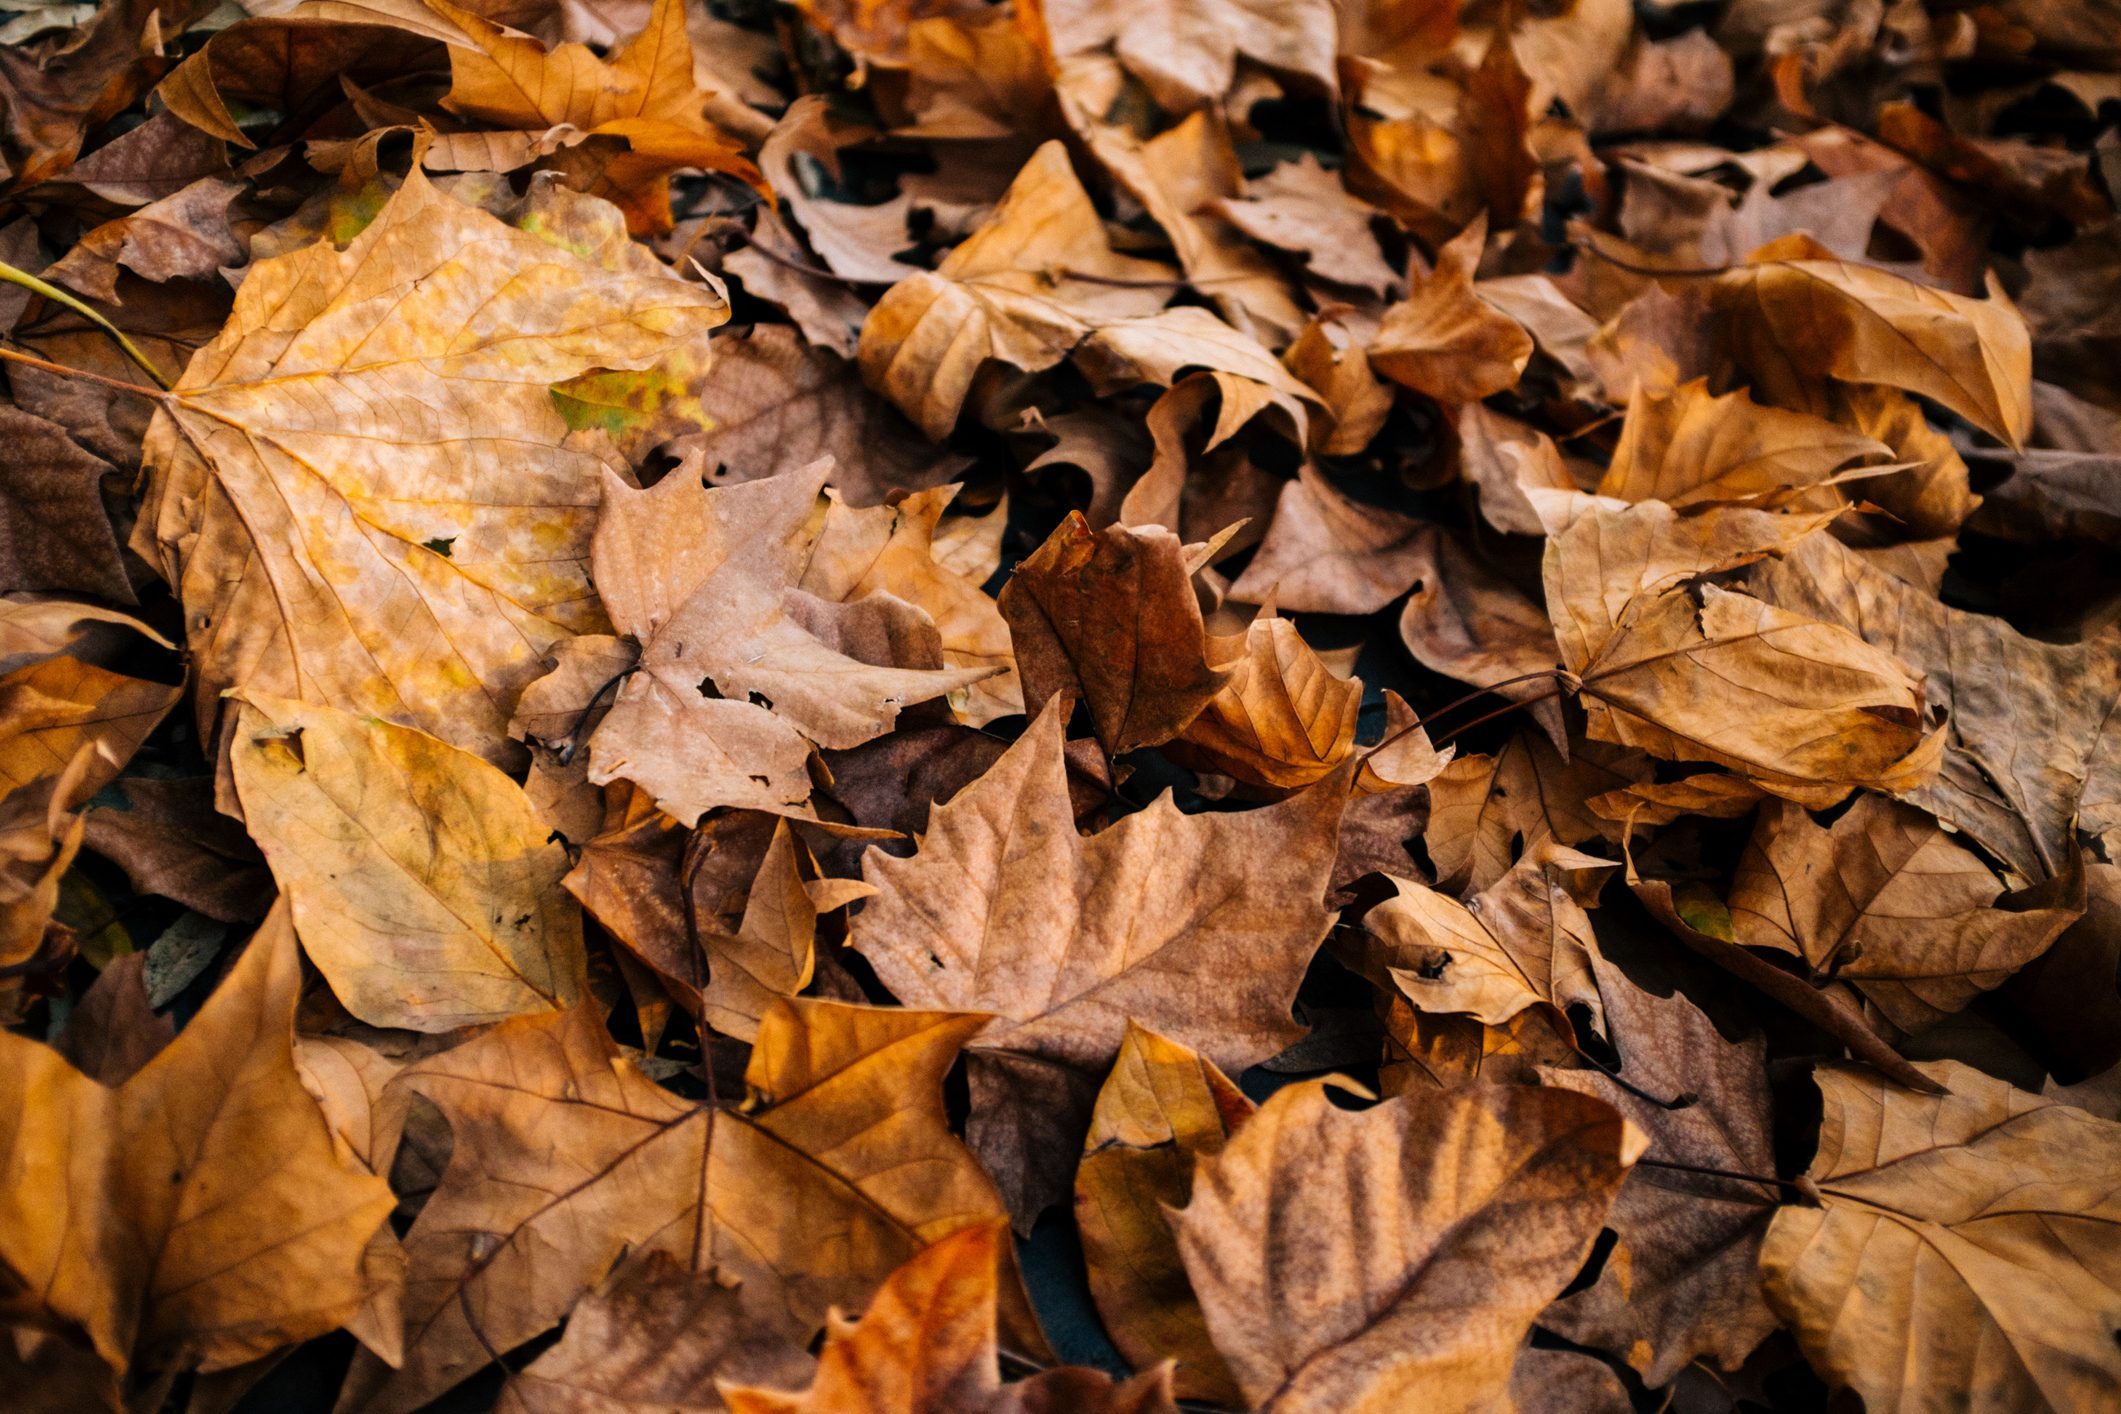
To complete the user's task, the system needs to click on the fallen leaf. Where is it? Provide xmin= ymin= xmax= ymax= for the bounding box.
xmin=1369 ymin=217 xmax=1532 ymax=403
xmin=0 ymin=402 xmax=133 ymax=604
xmin=999 ymin=513 xmax=1231 ymax=756
xmin=851 ymin=705 xmax=1341 ymax=1222
xmin=721 ymin=1221 xmax=1177 ymax=1413
xmin=0 ymin=652 xmax=178 ymax=803
xmin=1596 ymin=378 xmax=1891 ymax=508
xmin=1763 ymin=1060 xmax=2121 ymax=1413
xmin=1036 ymin=0 xmax=1337 ymax=114
xmin=136 ymin=168 xmax=728 ymax=766
xmin=1213 ymin=154 xmax=1399 ymax=296
xmin=1074 ymin=1023 xmax=1252 ymax=1404
xmin=1170 ymin=1079 xmax=1643 ymax=1413
xmin=228 ymin=691 xmax=586 ymax=1032
xmin=342 ymin=997 xmax=1039 ymax=1412
xmin=0 ymin=902 xmax=393 ymax=1384
xmin=1226 ymin=464 xmax=1432 ymax=615
xmin=858 ymin=141 xmax=1173 ymax=440
xmin=1712 ymin=254 xmax=2033 ymax=447
xmin=1167 ymin=611 xmax=1361 ymax=792
xmin=1423 ymin=730 xmax=1647 ymax=894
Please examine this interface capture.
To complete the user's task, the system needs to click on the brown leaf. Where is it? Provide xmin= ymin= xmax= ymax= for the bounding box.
xmin=1539 ymin=972 xmax=1779 ymax=1384
xmin=0 ymin=903 xmax=394 ymax=1382
xmin=53 ymin=951 xmax=173 ymax=1087
xmin=45 ymin=174 xmax=244 ymax=302
xmin=136 ymin=169 xmax=728 ymax=767
xmin=497 ymin=1251 xmax=815 ymax=1414
xmin=1036 ymin=0 xmax=1337 ymax=115
xmin=1423 ymin=729 xmax=1647 ymax=894
xmin=229 ymin=691 xmax=586 ymax=1032
xmin=850 ymin=705 xmax=1341 ymax=1222
xmin=1227 ymin=464 xmax=1431 ymax=615
xmin=1282 ymin=314 xmax=1394 ymax=456
xmin=1712 ymin=254 xmax=2033 ymax=448
xmin=1595 ymin=378 xmax=1891 ymax=508
xmin=1396 ymin=525 xmax=1565 ymax=748
xmin=0 ymin=651 xmax=179 ymax=804
xmin=1359 ymin=840 xmax=1620 ymax=1038
xmin=1746 ymin=531 xmax=2121 ymax=880
xmin=859 ymin=141 xmax=1173 ymax=440
xmin=1075 ymin=1023 xmax=1252 ymax=1404
xmin=720 ymin=1221 xmax=1176 ymax=1414
xmin=1370 ymin=218 xmax=1532 ymax=403
xmin=999 ymin=513 xmax=1231 ymax=756
xmin=1166 ymin=611 xmax=1360 ymax=792
xmin=1213 ymin=154 xmax=1399 ymax=296
xmin=0 ymin=402 xmax=132 ymax=604
xmin=342 ymin=997 xmax=1039 ymax=1413
xmin=666 ymin=326 xmax=966 ymax=509
xmin=82 ymin=776 xmax=269 ymax=922
xmin=1763 ymin=1060 xmax=2121 ymax=1413
xmin=1170 ymin=1079 xmax=1643 ymax=1413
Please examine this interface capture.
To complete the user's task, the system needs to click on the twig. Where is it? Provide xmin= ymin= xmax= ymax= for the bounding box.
xmin=1431 ymin=687 xmax=1568 ymax=745
xmin=554 ymin=665 xmax=635 ymax=766
xmin=0 ymin=258 xmax=174 ymax=388
xmin=1415 ymin=669 xmax=1572 ymax=729
xmin=0 ymin=344 xmax=167 ymax=399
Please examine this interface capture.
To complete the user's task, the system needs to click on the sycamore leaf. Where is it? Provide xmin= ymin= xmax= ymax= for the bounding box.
xmin=1396 ymin=525 xmax=1566 ymax=750
xmin=1227 ymin=464 xmax=1432 ymax=615
xmin=1423 ymin=729 xmax=1648 ymax=894
xmin=850 ymin=705 xmax=1342 ymax=1223
xmin=136 ymin=169 xmax=728 ymax=768
xmin=999 ymin=513 xmax=1232 ymax=757
xmin=721 ymin=1222 xmax=1178 ymax=1414
xmin=1712 ymin=256 xmax=2033 ymax=447
xmin=1539 ymin=972 xmax=1780 ymax=1385
xmin=431 ymin=0 xmax=765 ymax=232
xmin=1167 ymin=612 xmax=1361 ymax=792
xmin=1544 ymin=503 xmax=1935 ymax=800
xmin=1170 ymin=1080 xmax=1642 ymax=1414
xmin=340 ymin=998 xmax=1040 ymax=1414
xmin=859 ymin=142 xmax=1174 ymax=440
xmin=1728 ymin=795 xmax=2080 ymax=1031
xmin=229 ymin=691 xmax=586 ymax=1033
xmin=1213 ymin=154 xmax=1400 ymax=296
xmin=0 ymin=903 xmax=393 ymax=1382
xmin=1075 ymin=1023 xmax=1253 ymax=1404
xmin=697 ymin=819 xmax=819 ymax=1042
xmin=1361 ymin=841 xmax=1620 ymax=1037
xmin=586 ymin=459 xmax=993 ymax=823
xmin=1763 ymin=1060 xmax=2121 ymax=1413
xmin=802 ymin=484 xmax=1024 ymax=727
xmin=1369 ymin=218 xmax=1532 ymax=403
xmin=1283 ymin=315 xmax=1394 ymax=456
xmin=0 ymin=403 xmax=133 ymax=604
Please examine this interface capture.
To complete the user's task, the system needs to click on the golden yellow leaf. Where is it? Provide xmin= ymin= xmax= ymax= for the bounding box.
xmin=1596 ymin=378 xmax=1891 ymax=508
xmin=0 ymin=903 xmax=393 ymax=1383
xmin=135 ymin=169 xmax=728 ymax=768
xmin=1170 ymin=611 xmax=1361 ymax=792
xmin=229 ymin=691 xmax=586 ymax=1032
xmin=0 ymin=652 xmax=177 ymax=802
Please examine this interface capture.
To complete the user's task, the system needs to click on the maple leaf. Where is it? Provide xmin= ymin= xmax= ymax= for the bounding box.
xmin=340 ymin=997 xmax=1040 ymax=1413
xmin=1169 ymin=1079 xmax=1643 ymax=1413
xmin=1423 ymin=729 xmax=1647 ymax=893
xmin=1036 ymin=0 xmax=1337 ymax=115
xmin=1075 ymin=1023 xmax=1253 ymax=1404
xmin=1168 ymin=610 xmax=1363 ymax=793
xmin=1369 ymin=216 xmax=1532 ymax=403
xmin=0 ymin=903 xmax=393 ymax=1386
xmin=850 ymin=704 xmax=1343 ymax=1222
xmin=1595 ymin=378 xmax=1892 ymax=508
xmin=135 ymin=169 xmax=728 ymax=767
xmin=721 ymin=1221 xmax=1178 ymax=1414
xmin=229 ymin=691 xmax=586 ymax=1032
xmin=1764 ymin=1060 xmax=2121 ymax=1412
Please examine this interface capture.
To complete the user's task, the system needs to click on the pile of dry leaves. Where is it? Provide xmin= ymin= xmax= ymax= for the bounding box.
xmin=2 ymin=0 xmax=2120 ymax=1409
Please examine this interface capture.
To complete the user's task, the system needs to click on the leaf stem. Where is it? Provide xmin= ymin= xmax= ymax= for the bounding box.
xmin=0 ymin=258 xmax=174 ymax=388
xmin=1634 ymin=1155 xmax=1798 ymax=1201
xmin=0 ymin=343 xmax=168 ymax=399
xmin=1431 ymin=687 xmax=1567 ymax=745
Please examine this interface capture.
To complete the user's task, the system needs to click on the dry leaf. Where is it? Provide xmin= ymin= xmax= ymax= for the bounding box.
xmin=1729 ymin=795 xmax=2080 ymax=1032
xmin=1170 ymin=1079 xmax=1643 ymax=1413
xmin=1075 ymin=1023 xmax=1252 ymax=1404
xmin=1596 ymin=378 xmax=1891 ymax=508
xmin=851 ymin=705 xmax=1341 ymax=1222
xmin=136 ymin=169 xmax=728 ymax=767
xmin=229 ymin=691 xmax=586 ymax=1032
xmin=1369 ymin=218 xmax=1532 ymax=403
xmin=1168 ymin=611 xmax=1361 ymax=792
xmin=0 ymin=903 xmax=393 ymax=1383
xmin=1424 ymin=730 xmax=1647 ymax=893
xmin=1763 ymin=1060 xmax=2121 ymax=1413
